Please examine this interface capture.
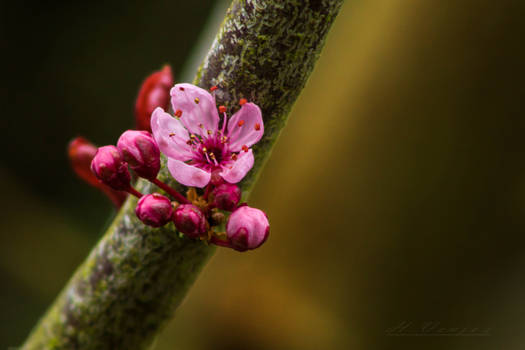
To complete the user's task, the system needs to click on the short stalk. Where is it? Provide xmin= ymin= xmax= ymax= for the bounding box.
xmin=127 ymin=187 xmax=143 ymax=198
xmin=152 ymin=178 xmax=190 ymax=204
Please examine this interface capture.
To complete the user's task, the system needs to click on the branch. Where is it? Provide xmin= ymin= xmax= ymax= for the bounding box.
xmin=21 ymin=1 xmax=344 ymax=349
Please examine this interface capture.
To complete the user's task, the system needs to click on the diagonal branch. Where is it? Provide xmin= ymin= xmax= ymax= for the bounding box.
xmin=22 ymin=1 xmax=344 ymax=349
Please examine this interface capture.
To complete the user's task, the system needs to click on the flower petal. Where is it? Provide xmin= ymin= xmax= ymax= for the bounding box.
xmin=227 ymin=102 xmax=264 ymax=152
xmin=167 ymin=158 xmax=211 ymax=188
xmin=170 ymin=83 xmax=219 ymax=137
xmin=221 ymin=148 xmax=254 ymax=184
xmin=150 ymin=107 xmax=193 ymax=161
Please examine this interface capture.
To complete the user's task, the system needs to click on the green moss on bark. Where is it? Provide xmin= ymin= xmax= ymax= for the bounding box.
xmin=22 ymin=0 xmax=343 ymax=349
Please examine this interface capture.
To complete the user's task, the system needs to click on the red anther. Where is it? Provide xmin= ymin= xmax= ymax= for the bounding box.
xmin=210 ymin=85 xmax=218 ymax=92
xmin=231 ymin=153 xmax=238 ymax=161
xmin=238 ymin=120 xmax=245 ymax=127
xmin=135 ymin=65 xmax=173 ymax=132
xmin=179 ymin=87 xmax=185 ymax=91
xmin=174 ymin=109 xmax=182 ymax=118
xmin=254 ymin=123 xmax=261 ymax=131
xmin=242 ymin=145 xmax=248 ymax=152
xmin=239 ymin=98 xmax=247 ymax=106
xmin=219 ymin=105 xmax=227 ymax=113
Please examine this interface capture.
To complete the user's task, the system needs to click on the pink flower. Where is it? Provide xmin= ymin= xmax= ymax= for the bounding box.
xmin=151 ymin=83 xmax=264 ymax=188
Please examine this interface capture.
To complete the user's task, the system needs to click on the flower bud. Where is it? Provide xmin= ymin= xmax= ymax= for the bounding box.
xmin=135 ymin=193 xmax=173 ymax=227
xmin=135 ymin=65 xmax=173 ymax=132
xmin=173 ymin=204 xmax=207 ymax=238
xmin=226 ymin=206 xmax=269 ymax=252
xmin=117 ymin=130 xmax=160 ymax=180
xmin=212 ymin=183 xmax=241 ymax=211
xmin=90 ymin=145 xmax=131 ymax=191
xmin=68 ymin=137 xmax=127 ymax=207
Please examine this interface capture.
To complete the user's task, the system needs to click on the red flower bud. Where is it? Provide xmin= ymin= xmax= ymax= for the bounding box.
xmin=173 ymin=204 xmax=207 ymax=238
xmin=135 ymin=193 xmax=173 ymax=227
xmin=90 ymin=145 xmax=131 ymax=191
xmin=117 ymin=130 xmax=160 ymax=180
xmin=135 ymin=65 xmax=173 ymax=132
xmin=212 ymin=183 xmax=241 ymax=211
xmin=68 ymin=137 xmax=127 ymax=207
xmin=226 ymin=206 xmax=269 ymax=251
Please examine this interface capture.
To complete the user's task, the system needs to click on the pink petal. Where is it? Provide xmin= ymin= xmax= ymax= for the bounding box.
xmin=221 ymin=148 xmax=254 ymax=184
xmin=227 ymin=102 xmax=264 ymax=152
xmin=151 ymin=107 xmax=193 ymax=161
xmin=170 ymin=83 xmax=219 ymax=137
xmin=167 ymin=158 xmax=211 ymax=188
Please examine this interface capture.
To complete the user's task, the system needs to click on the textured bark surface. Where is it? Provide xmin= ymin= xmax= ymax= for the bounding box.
xmin=21 ymin=0 xmax=344 ymax=349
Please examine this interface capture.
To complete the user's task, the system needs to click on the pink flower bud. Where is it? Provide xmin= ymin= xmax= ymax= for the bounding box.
xmin=226 ymin=206 xmax=269 ymax=252
xmin=117 ymin=130 xmax=160 ymax=180
xmin=135 ymin=193 xmax=173 ymax=227
xmin=212 ymin=183 xmax=241 ymax=211
xmin=135 ymin=65 xmax=173 ymax=132
xmin=68 ymin=137 xmax=127 ymax=207
xmin=90 ymin=145 xmax=131 ymax=191
xmin=173 ymin=204 xmax=207 ymax=238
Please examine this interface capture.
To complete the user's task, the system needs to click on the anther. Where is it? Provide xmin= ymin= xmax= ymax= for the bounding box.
xmin=179 ymin=87 xmax=185 ymax=91
xmin=238 ymin=120 xmax=245 ymax=127
xmin=169 ymin=133 xmax=175 ymax=137
xmin=210 ymin=85 xmax=218 ymax=92
xmin=198 ymin=123 xmax=204 ymax=128
xmin=219 ymin=105 xmax=227 ymax=113
xmin=175 ymin=109 xmax=182 ymax=118
xmin=202 ymin=147 xmax=207 ymax=153
xmin=207 ymin=130 xmax=212 ymax=135
xmin=239 ymin=98 xmax=247 ymax=106
xmin=255 ymin=123 xmax=261 ymax=131
xmin=194 ymin=97 xmax=200 ymax=104
xmin=242 ymin=145 xmax=248 ymax=152
xmin=231 ymin=153 xmax=238 ymax=161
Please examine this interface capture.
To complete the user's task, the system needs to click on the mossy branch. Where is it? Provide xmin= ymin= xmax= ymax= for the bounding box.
xmin=21 ymin=0 xmax=344 ymax=349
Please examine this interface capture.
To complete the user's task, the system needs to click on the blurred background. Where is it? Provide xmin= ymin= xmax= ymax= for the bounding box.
xmin=2 ymin=0 xmax=525 ymax=349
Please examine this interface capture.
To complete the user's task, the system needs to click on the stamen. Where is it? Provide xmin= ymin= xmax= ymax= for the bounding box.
xmin=242 ymin=145 xmax=248 ymax=152
xmin=169 ymin=133 xmax=175 ymax=137
xmin=219 ymin=105 xmax=227 ymax=113
xmin=202 ymin=147 xmax=207 ymax=153
xmin=255 ymin=123 xmax=261 ymax=131
xmin=207 ymin=130 xmax=213 ymax=135
xmin=209 ymin=152 xmax=219 ymax=166
xmin=179 ymin=87 xmax=185 ymax=91
xmin=174 ymin=109 xmax=182 ymax=118
xmin=210 ymin=85 xmax=218 ymax=92
xmin=231 ymin=153 xmax=238 ymax=161
xmin=194 ymin=97 xmax=200 ymax=104
xmin=238 ymin=120 xmax=245 ymax=127
xmin=198 ymin=123 xmax=204 ymax=128
xmin=239 ymin=98 xmax=247 ymax=106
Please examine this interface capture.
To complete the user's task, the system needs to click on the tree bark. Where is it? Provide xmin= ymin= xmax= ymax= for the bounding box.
xmin=21 ymin=0 xmax=344 ymax=349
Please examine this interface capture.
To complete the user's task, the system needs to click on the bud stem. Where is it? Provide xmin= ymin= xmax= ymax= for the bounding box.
xmin=152 ymin=178 xmax=190 ymax=204
xmin=209 ymin=236 xmax=231 ymax=248
xmin=127 ymin=187 xmax=144 ymax=198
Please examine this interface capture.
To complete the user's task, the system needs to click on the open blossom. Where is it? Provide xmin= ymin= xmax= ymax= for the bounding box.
xmin=151 ymin=83 xmax=264 ymax=188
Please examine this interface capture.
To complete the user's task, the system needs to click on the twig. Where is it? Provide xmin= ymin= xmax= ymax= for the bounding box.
xmin=21 ymin=1 xmax=344 ymax=349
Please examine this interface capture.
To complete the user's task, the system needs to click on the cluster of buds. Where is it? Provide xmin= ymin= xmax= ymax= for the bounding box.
xmin=90 ymin=127 xmax=269 ymax=251
xmin=70 ymin=73 xmax=270 ymax=252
